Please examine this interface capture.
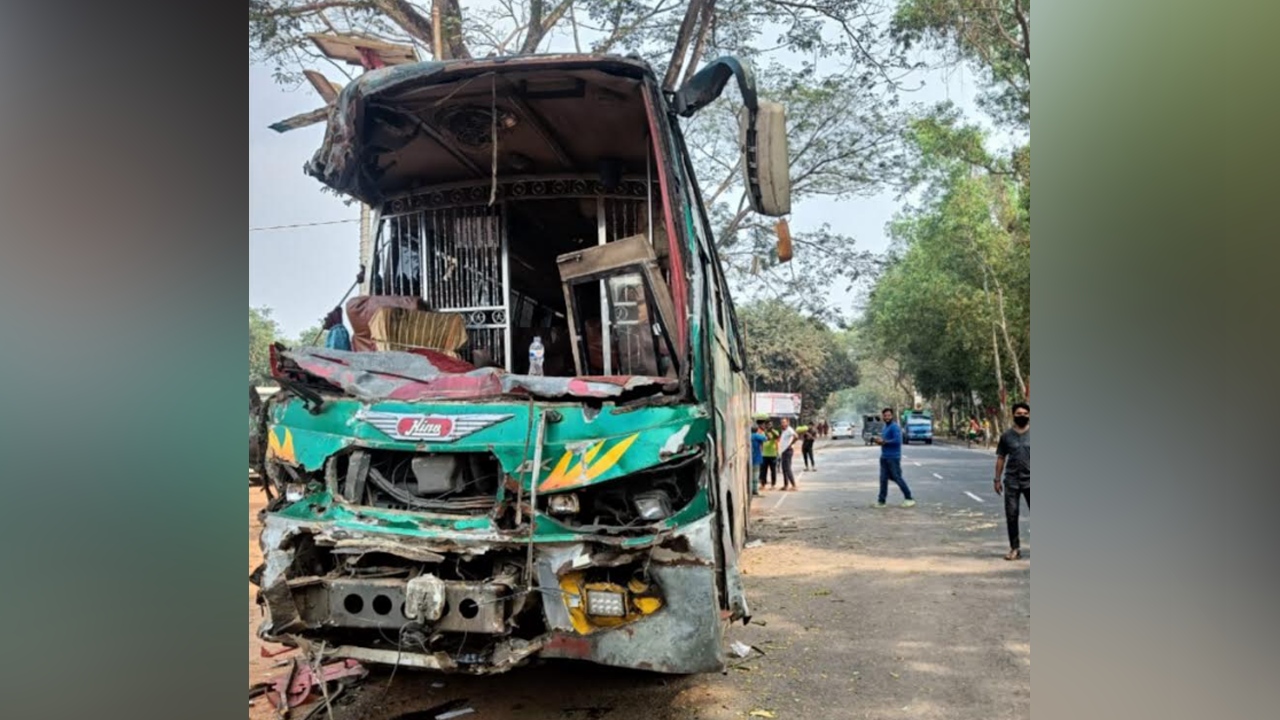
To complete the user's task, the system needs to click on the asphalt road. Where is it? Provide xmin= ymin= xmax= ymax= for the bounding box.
xmin=250 ymin=438 xmax=1030 ymax=720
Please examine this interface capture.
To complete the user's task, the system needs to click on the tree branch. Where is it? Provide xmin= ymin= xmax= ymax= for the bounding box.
xmin=593 ymin=0 xmax=681 ymax=54
xmin=1013 ymin=0 xmax=1031 ymax=61
xmin=262 ymin=1 xmax=371 ymax=18
xmin=985 ymin=0 xmax=1029 ymax=63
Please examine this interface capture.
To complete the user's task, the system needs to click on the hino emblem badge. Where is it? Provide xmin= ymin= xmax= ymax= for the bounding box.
xmin=360 ymin=412 xmax=514 ymax=442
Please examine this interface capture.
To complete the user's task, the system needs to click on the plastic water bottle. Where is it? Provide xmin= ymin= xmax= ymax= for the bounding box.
xmin=528 ymin=336 xmax=545 ymax=376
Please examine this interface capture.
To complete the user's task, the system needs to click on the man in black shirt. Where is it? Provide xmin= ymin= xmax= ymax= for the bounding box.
xmin=995 ymin=402 xmax=1031 ymax=560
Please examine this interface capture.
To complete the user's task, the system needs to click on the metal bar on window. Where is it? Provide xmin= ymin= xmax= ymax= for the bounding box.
xmin=597 ymin=196 xmax=611 ymax=375
xmin=501 ymin=202 xmax=512 ymax=372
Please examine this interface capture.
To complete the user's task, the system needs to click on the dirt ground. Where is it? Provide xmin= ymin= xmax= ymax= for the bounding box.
xmin=248 ymin=440 xmax=1030 ymax=719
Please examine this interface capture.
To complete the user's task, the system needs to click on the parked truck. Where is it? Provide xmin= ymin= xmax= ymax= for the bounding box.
xmin=251 ymin=54 xmax=790 ymax=675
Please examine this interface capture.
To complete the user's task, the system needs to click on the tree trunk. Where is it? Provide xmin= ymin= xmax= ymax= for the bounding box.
xmin=989 ymin=272 xmax=1029 ymax=400
xmin=982 ymin=270 xmax=1010 ymax=423
xmin=378 ymin=0 xmax=438 ymax=51
xmin=681 ymin=0 xmax=716 ymax=85
xmin=664 ymin=0 xmax=706 ymax=90
xmin=521 ymin=0 xmax=544 ymax=53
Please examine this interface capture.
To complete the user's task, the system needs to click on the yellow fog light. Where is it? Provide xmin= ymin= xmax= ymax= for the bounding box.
xmin=585 ymin=589 xmax=627 ymax=617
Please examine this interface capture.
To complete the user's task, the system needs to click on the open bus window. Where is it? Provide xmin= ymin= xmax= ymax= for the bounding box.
xmin=559 ymin=235 xmax=679 ymax=379
xmin=568 ymin=271 xmax=673 ymax=377
xmin=606 ymin=272 xmax=669 ymax=377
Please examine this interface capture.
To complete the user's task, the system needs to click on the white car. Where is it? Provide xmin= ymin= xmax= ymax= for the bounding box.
xmin=831 ymin=422 xmax=858 ymax=439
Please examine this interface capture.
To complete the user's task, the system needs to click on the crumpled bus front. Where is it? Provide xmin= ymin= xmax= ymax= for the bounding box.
xmin=251 ymin=374 xmax=736 ymax=674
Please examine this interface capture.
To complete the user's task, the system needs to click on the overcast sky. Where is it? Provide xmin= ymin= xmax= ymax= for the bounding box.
xmin=249 ymin=18 xmax=1000 ymax=337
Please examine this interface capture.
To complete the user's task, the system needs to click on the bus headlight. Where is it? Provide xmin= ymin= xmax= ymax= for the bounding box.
xmin=547 ymin=493 xmax=581 ymax=516
xmin=633 ymin=490 xmax=672 ymax=521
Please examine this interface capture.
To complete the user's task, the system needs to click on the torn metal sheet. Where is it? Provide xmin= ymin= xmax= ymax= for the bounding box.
xmin=307 ymin=55 xmax=655 ymax=205
xmin=280 ymin=346 xmax=672 ymax=403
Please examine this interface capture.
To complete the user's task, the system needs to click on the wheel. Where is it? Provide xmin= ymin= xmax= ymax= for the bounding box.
xmin=926 ymin=439 xmax=933 ymax=445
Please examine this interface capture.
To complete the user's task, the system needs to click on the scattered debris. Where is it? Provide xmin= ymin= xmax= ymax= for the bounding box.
xmin=749 ymin=711 xmax=777 ymax=718
xmin=437 ymin=709 xmax=476 ymax=720
xmin=745 ymin=539 xmax=765 ymax=549
xmin=266 ymin=658 xmax=366 ymax=713
xmin=730 ymin=641 xmax=754 ymax=658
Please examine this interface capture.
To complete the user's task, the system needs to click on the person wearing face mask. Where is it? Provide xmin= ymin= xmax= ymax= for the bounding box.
xmin=995 ymin=402 xmax=1031 ymax=560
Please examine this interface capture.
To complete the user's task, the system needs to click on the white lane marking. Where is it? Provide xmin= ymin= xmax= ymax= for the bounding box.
xmin=914 ymin=462 xmax=923 ymax=467
xmin=773 ymin=492 xmax=790 ymax=510
xmin=964 ymin=491 xmax=985 ymax=503
xmin=932 ymin=473 xmax=944 ymax=480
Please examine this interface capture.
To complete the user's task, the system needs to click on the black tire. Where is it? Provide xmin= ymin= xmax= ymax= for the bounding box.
xmin=926 ymin=439 xmax=933 ymax=445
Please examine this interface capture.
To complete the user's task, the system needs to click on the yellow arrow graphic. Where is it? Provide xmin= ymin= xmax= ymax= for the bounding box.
xmin=540 ymin=433 xmax=641 ymax=491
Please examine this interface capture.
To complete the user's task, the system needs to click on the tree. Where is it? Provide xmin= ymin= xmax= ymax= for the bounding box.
xmin=683 ymin=63 xmax=902 ymax=320
xmin=891 ymin=0 xmax=1031 ymax=127
xmin=864 ymin=104 xmax=1029 ymax=421
xmin=250 ymin=1 xmax=911 ymax=84
xmin=250 ymin=306 xmax=282 ymax=385
xmin=739 ymin=299 xmax=859 ymax=419
xmin=294 ymin=326 xmax=329 ymax=347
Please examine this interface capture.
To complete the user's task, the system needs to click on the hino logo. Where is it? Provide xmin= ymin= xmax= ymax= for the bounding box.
xmin=396 ymin=416 xmax=453 ymax=438
xmin=360 ymin=411 xmax=513 ymax=443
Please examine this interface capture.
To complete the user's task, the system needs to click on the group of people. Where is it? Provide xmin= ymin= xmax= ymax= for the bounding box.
xmin=875 ymin=404 xmax=1031 ymax=559
xmin=749 ymin=418 xmax=819 ymax=493
xmin=745 ymin=404 xmax=1032 ymax=560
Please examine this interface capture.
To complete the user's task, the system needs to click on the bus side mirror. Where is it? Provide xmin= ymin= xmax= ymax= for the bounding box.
xmin=741 ymin=101 xmax=791 ymax=217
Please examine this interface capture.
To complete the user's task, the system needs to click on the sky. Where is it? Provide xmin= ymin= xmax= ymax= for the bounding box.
xmin=248 ymin=10 xmax=1004 ymax=337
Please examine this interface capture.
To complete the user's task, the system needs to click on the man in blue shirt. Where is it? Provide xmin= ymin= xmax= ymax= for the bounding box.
xmin=872 ymin=408 xmax=916 ymax=508
xmin=750 ymin=421 xmax=767 ymax=497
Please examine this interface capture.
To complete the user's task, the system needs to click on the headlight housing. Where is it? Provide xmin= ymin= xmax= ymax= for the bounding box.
xmin=546 ymin=492 xmax=581 ymax=516
xmin=632 ymin=490 xmax=672 ymax=521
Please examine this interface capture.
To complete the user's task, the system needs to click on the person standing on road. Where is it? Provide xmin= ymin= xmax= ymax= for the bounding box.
xmin=873 ymin=408 xmax=916 ymax=508
xmin=801 ymin=425 xmax=817 ymax=471
xmin=761 ymin=421 xmax=780 ymax=490
xmin=995 ymin=402 xmax=1031 ymax=560
xmin=750 ymin=421 xmax=767 ymax=497
xmin=777 ymin=418 xmax=799 ymax=490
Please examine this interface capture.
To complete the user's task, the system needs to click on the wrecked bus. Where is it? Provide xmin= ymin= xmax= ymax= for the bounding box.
xmin=252 ymin=54 xmax=790 ymax=675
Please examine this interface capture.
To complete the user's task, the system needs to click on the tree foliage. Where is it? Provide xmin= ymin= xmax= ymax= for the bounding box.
xmin=249 ymin=306 xmax=281 ymax=385
xmin=684 ymin=63 xmax=901 ymax=320
xmin=864 ymin=104 xmax=1028 ymax=421
xmin=294 ymin=325 xmax=329 ymax=347
xmin=739 ymin=298 xmax=858 ymax=419
xmin=824 ymin=326 xmax=914 ymax=419
xmin=891 ymin=0 xmax=1031 ymax=127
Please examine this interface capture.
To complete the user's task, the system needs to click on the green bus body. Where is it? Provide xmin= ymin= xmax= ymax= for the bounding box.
xmin=252 ymin=55 xmax=772 ymax=674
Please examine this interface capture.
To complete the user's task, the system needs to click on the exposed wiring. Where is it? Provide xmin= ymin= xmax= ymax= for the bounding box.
xmin=249 ymin=218 xmax=360 ymax=232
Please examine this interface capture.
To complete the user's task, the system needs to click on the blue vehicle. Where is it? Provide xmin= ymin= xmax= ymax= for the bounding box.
xmin=902 ymin=411 xmax=934 ymax=445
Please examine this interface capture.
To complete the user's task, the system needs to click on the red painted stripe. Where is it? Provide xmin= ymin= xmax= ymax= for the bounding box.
xmin=642 ymin=88 xmax=689 ymax=359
